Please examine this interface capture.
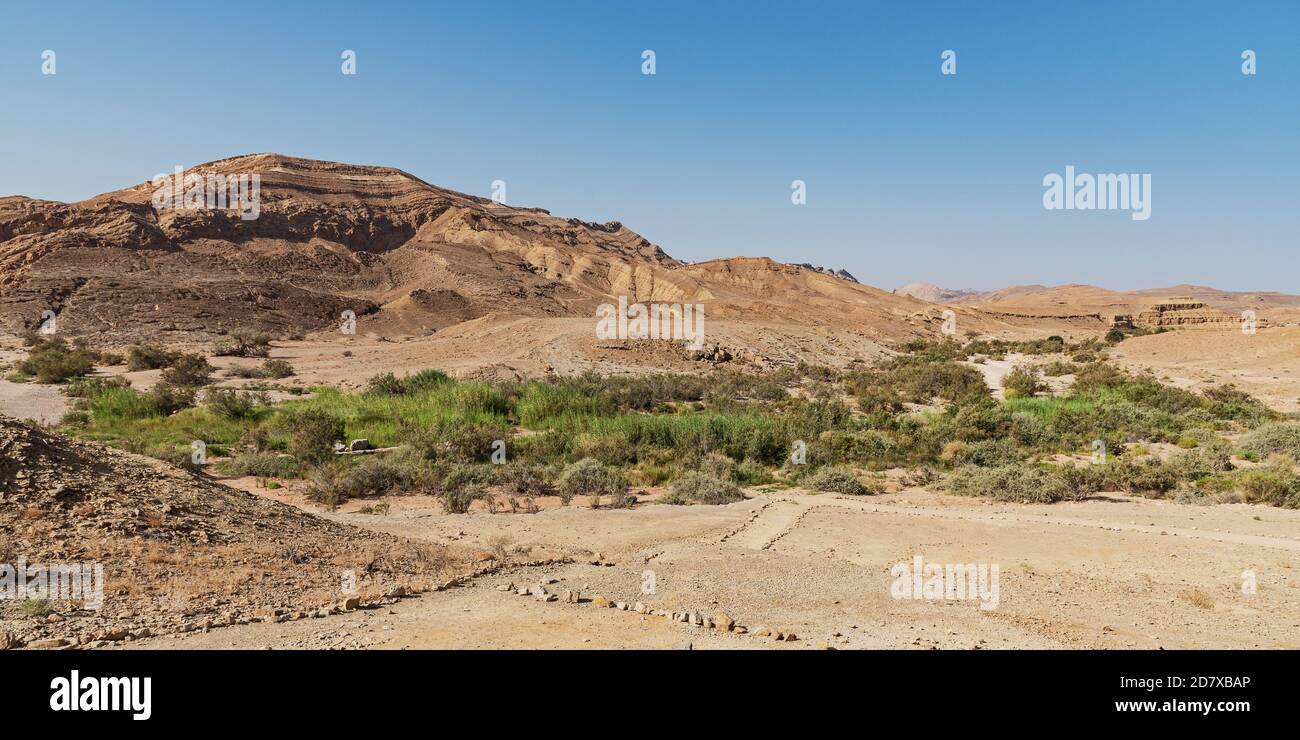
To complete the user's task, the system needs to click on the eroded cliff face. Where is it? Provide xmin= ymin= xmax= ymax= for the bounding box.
xmin=1134 ymin=298 xmax=1266 ymax=329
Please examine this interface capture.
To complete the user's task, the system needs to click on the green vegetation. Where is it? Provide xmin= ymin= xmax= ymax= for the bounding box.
xmin=48 ymin=335 xmax=1297 ymax=511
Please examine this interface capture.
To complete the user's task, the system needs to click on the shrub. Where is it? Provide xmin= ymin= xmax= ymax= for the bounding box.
xmin=16 ymin=336 xmax=96 ymax=383
xmin=19 ymin=598 xmax=52 ymax=619
xmin=1238 ymin=423 xmax=1300 ymax=460
xmin=159 ymin=353 xmax=213 ymax=386
xmin=557 ymin=458 xmax=628 ymax=504
xmin=365 ymin=369 xmax=451 ymax=395
xmin=260 ymin=359 xmax=295 ymax=379
xmin=147 ymin=382 xmax=197 ymax=415
xmin=284 ymin=408 xmax=345 ymax=464
xmin=496 ymin=464 xmax=553 ymax=496
xmin=803 ymin=466 xmax=870 ymax=495
xmin=217 ymin=452 xmax=300 ymax=479
xmin=304 ymin=457 xmax=426 ymax=507
xmin=126 ymin=344 xmax=180 ymax=371
xmin=1234 ymin=466 xmax=1300 ymax=507
xmin=662 ymin=472 xmax=744 ymax=505
xmin=1002 ymin=366 xmax=1046 ymax=398
xmin=948 ymin=464 xmax=1085 ymax=503
xmin=212 ymin=328 xmax=272 ymax=358
xmin=1104 ymin=458 xmax=1178 ymax=497
xmin=205 ymin=388 xmax=265 ymax=419
xmin=405 ymin=419 xmax=510 ymax=464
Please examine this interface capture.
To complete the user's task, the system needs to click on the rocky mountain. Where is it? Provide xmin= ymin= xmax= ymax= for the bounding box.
xmin=0 ymin=154 xmax=960 ymax=343
xmin=893 ymin=282 xmax=985 ymax=303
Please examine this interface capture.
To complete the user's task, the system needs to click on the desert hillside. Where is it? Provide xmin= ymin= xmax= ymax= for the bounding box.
xmin=1 ymin=154 xmax=1120 ymax=352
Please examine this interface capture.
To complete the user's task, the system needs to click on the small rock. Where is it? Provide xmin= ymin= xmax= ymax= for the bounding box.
xmin=564 ymin=589 xmax=579 ymax=604
xmin=634 ymin=601 xmax=647 ymax=614
xmin=27 ymin=638 xmax=70 ymax=649
xmin=714 ymin=612 xmax=735 ymax=631
xmin=591 ymin=596 xmax=612 ymax=608
xmin=497 ymin=583 xmax=514 ymax=592
xmin=341 ymin=597 xmax=361 ymax=611
xmin=615 ymin=602 xmax=628 ymax=611
xmin=0 ymin=632 xmax=18 ymax=650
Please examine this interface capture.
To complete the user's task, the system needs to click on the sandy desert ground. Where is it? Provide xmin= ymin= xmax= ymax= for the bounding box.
xmin=118 ymin=484 xmax=1300 ymax=650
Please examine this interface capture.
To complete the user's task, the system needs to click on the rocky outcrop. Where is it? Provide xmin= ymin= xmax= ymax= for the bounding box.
xmin=1134 ymin=298 xmax=1266 ymax=329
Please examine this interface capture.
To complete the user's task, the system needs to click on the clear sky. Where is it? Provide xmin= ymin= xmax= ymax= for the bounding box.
xmin=1 ymin=1 xmax=1296 ymax=292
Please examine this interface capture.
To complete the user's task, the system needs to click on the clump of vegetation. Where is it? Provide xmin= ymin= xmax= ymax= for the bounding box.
xmin=496 ymin=464 xmax=554 ymax=497
xmin=305 ymin=455 xmax=433 ymax=508
xmin=159 ymin=353 xmax=213 ymax=386
xmin=802 ymin=466 xmax=871 ymax=495
xmin=216 ymin=451 xmax=300 ymax=479
xmin=948 ymin=463 xmax=1096 ymax=503
xmin=225 ymin=358 xmax=295 ymax=379
xmin=14 ymin=336 xmax=96 ymax=383
xmin=283 ymin=408 xmax=344 ymax=464
xmin=557 ymin=458 xmax=629 ymax=506
xmin=1002 ymin=365 xmax=1046 ymax=399
xmin=1237 ymin=422 xmax=1300 ymax=461
xmin=126 ymin=343 xmax=181 ymax=371
xmin=212 ymin=328 xmax=272 ymax=358
xmin=205 ymin=388 xmax=267 ymax=419
xmin=148 ymin=381 xmax=198 ymax=415
xmin=662 ymin=472 xmax=744 ymax=505
xmin=365 ymin=369 xmax=451 ymax=395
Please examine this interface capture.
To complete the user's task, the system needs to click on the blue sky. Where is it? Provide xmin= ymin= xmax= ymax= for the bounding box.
xmin=1 ymin=1 xmax=1296 ymax=292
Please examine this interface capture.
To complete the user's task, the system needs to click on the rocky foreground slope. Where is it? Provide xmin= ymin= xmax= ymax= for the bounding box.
xmin=0 ymin=414 xmax=448 ymax=649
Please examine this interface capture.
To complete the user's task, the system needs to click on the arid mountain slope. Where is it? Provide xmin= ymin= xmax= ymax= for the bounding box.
xmin=1 ymin=154 xmax=960 ymax=344
xmin=902 ymin=282 xmax=1300 ymax=326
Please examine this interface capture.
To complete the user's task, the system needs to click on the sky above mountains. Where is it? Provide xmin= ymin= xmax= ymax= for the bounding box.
xmin=1 ymin=0 xmax=1296 ymax=292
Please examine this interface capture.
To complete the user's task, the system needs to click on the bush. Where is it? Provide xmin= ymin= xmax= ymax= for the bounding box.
xmin=147 ymin=382 xmax=197 ymax=415
xmin=284 ymin=408 xmax=344 ymax=464
xmin=948 ymin=464 xmax=1087 ymax=503
xmin=212 ymin=328 xmax=272 ymax=358
xmin=260 ymin=359 xmax=295 ymax=379
xmin=217 ymin=452 xmax=300 ymax=479
xmin=1238 ymin=423 xmax=1300 ymax=460
xmin=304 ymin=457 xmax=426 ymax=507
xmin=405 ymin=419 xmax=510 ymax=464
xmin=205 ymin=388 xmax=266 ymax=419
xmin=1234 ymin=466 xmax=1300 ymax=507
xmin=225 ymin=358 xmax=295 ymax=380
xmin=1002 ymin=366 xmax=1046 ymax=398
xmin=662 ymin=472 xmax=744 ymax=505
xmin=1104 ymin=458 xmax=1178 ymax=497
xmin=496 ymin=464 xmax=553 ymax=496
xmin=16 ymin=336 xmax=96 ymax=383
xmin=803 ymin=466 xmax=870 ymax=495
xmin=159 ymin=353 xmax=213 ymax=386
xmin=557 ymin=458 xmax=628 ymax=505
xmin=126 ymin=344 xmax=180 ymax=371
xmin=365 ymin=369 xmax=451 ymax=395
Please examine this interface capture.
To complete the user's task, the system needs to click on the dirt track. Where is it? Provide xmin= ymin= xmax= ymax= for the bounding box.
xmin=123 ymin=486 xmax=1300 ymax=650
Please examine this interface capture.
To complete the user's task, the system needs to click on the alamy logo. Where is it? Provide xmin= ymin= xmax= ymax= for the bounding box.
xmin=50 ymin=670 xmax=151 ymax=721
xmin=890 ymin=555 xmax=999 ymax=610
xmin=1042 ymin=165 xmax=1151 ymax=221
xmin=151 ymin=165 xmax=261 ymax=220
xmin=1 ymin=557 xmax=104 ymax=610
xmin=596 ymin=296 xmax=705 ymax=349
